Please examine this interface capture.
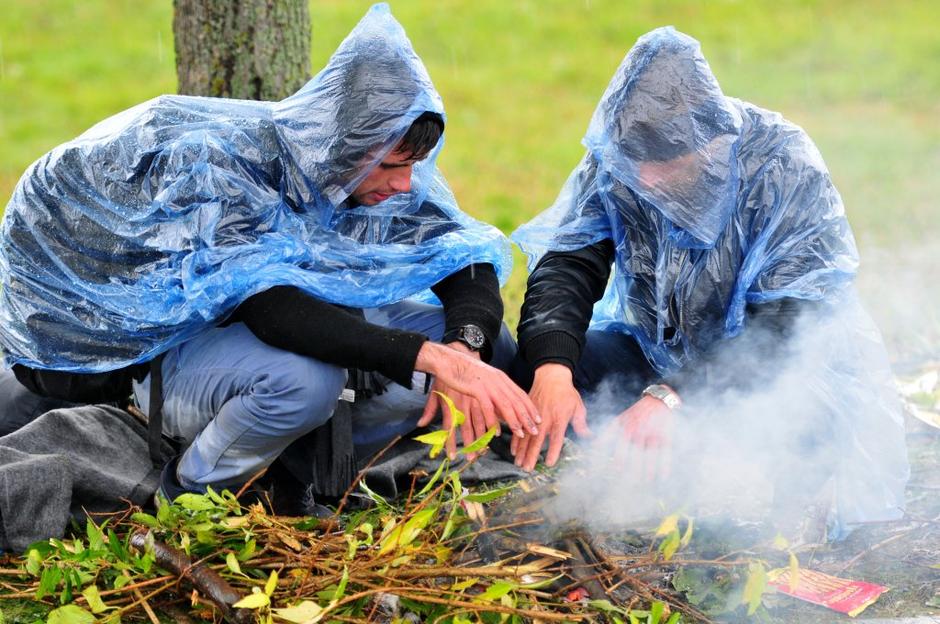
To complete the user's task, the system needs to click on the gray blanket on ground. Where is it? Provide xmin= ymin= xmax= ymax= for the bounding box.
xmin=0 ymin=406 xmax=526 ymax=552
xmin=0 ymin=405 xmax=166 ymax=552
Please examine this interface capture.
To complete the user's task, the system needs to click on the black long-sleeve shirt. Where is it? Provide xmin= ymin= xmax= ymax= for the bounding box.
xmin=231 ymin=263 xmax=503 ymax=388
xmin=517 ymin=240 xmax=816 ymax=394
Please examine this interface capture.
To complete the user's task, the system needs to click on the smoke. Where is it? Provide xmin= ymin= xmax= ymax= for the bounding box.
xmin=546 ymin=290 xmax=912 ymax=542
xmin=855 ymin=243 xmax=940 ymax=370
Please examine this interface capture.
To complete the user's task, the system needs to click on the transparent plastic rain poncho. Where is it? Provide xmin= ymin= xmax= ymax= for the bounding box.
xmin=0 ymin=3 xmax=510 ymax=373
xmin=513 ymin=27 xmax=907 ymax=537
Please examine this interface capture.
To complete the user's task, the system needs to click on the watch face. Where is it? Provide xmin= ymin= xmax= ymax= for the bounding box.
xmin=460 ymin=325 xmax=486 ymax=350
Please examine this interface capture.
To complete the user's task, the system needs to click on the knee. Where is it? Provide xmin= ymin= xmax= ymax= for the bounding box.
xmin=254 ymin=356 xmax=347 ymax=434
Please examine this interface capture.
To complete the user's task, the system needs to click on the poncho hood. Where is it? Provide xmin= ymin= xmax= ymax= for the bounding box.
xmin=585 ymin=27 xmax=742 ymax=247
xmin=0 ymin=3 xmax=510 ymax=372
xmin=274 ymin=3 xmax=443 ymax=213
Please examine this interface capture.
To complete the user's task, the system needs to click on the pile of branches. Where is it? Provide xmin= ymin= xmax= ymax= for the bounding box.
xmin=0 ymin=441 xmax=707 ymax=624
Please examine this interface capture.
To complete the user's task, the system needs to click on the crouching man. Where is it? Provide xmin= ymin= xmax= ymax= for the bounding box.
xmin=509 ymin=27 xmax=907 ymax=539
xmin=0 ymin=5 xmax=539 ymax=505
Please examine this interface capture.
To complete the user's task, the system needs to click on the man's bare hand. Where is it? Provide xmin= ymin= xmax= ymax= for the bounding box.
xmin=414 ymin=341 xmax=540 ymax=444
xmin=606 ymin=393 xmax=675 ymax=481
xmin=513 ymin=363 xmax=591 ymax=471
xmin=418 ymin=342 xmax=499 ymax=459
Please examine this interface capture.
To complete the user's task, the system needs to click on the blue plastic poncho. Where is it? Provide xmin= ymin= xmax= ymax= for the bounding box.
xmin=513 ymin=28 xmax=907 ymax=537
xmin=0 ymin=3 xmax=510 ymax=373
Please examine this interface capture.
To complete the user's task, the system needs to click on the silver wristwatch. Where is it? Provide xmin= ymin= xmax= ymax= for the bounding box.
xmin=642 ymin=384 xmax=682 ymax=410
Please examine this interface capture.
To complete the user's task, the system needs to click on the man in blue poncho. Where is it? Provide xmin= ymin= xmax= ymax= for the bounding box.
xmin=0 ymin=4 xmax=540 ymax=505
xmin=511 ymin=27 xmax=908 ymax=538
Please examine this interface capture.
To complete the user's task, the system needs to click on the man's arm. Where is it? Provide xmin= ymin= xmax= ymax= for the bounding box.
xmin=515 ymin=239 xmax=615 ymax=470
xmin=518 ymin=239 xmax=615 ymax=373
xmin=233 ymin=286 xmax=426 ymax=388
xmin=430 ymin=263 xmax=503 ymax=362
xmin=234 ymin=285 xmax=541 ymax=440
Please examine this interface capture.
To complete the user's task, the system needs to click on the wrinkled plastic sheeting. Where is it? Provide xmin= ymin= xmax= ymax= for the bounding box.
xmin=0 ymin=3 xmax=510 ymax=372
xmin=513 ymin=27 xmax=906 ymax=536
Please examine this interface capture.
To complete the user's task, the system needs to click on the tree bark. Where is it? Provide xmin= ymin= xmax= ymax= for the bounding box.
xmin=173 ymin=0 xmax=310 ymax=101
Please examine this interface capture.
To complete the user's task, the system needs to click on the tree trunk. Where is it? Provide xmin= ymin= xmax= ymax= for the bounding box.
xmin=173 ymin=0 xmax=310 ymax=101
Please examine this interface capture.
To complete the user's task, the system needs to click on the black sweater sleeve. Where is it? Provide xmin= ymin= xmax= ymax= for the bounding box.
xmin=431 ymin=263 xmax=503 ymax=362
xmin=517 ymin=239 xmax=615 ymax=371
xmin=231 ymin=286 xmax=427 ymax=388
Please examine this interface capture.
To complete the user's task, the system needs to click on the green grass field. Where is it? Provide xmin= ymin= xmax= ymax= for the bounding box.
xmin=2 ymin=0 xmax=938 ymax=327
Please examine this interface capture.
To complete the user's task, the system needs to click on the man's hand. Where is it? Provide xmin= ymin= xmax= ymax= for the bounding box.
xmin=607 ymin=393 xmax=675 ymax=481
xmin=513 ymin=363 xmax=591 ymax=471
xmin=414 ymin=342 xmax=540 ymax=447
xmin=418 ymin=342 xmax=498 ymax=459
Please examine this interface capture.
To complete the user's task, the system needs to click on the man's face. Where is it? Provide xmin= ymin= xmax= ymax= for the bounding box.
xmin=349 ymin=146 xmax=419 ymax=206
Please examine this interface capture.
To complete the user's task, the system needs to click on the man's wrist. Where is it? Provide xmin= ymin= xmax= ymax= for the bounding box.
xmin=641 ymin=384 xmax=681 ymax=410
xmin=534 ymin=362 xmax=574 ymax=383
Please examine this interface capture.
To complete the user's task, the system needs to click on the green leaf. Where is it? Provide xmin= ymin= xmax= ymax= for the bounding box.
xmin=416 ymin=458 xmax=448 ymax=497
xmin=226 ymin=552 xmax=242 ymax=576
xmin=413 ymin=430 xmax=449 ymax=458
xmin=85 ymin=519 xmax=104 ymax=552
xmin=658 ymin=530 xmax=680 ymax=561
xmin=649 ymin=600 xmax=664 ymax=624
xmin=741 ymin=562 xmax=768 ymax=615
xmin=358 ymin=479 xmax=390 ymax=509
xmin=450 ymin=577 xmax=479 ymax=591
xmin=264 ymin=570 xmax=279 ymax=596
xmin=47 ymin=605 xmax=96 ymax=624
xmin=37 ymin=566 xmax=61 ymax=600
xmin=175 ymin=493 xmax=215 ymax=511
xmin=237 ymin=537 xmax=257 ymax=562
xmin=460 ymin=425 xmax=499 ymax=455
xmin=205 ymin=486 xmax=226 ymax=505
xmin=655 ymin=514 xmax=679 ymax=537
xmin=129 ymin=512 xmax=159 ymax=529
xmin=233 ymin=590 xmax=270 ymax=609
xmin=587 ymin=599 xmax=624 ymax=614
xmin=475 ymin=580 xmax=515 ymax=602
xmin=378 ymin=508 xmax=437 ymax=554
xmin=434 ymin=391 xmax=466 ymax=428
xmin=665 ymin=613 xmax=681 ymax=624
xmin=788 ymin=552 xmax=800 ymax=591
xmin=25 ymin=548 xmax=42 ymax=576
xmin=332 ymin=566 xmax=349 ymax=602
xmin=81 ymin=585 xmax=110 ymax=614
xmin=772 ymin=533 xmax=790 ymax=550
xmin=273 ymin=601 xmax=323 ymax=623
xmin=463 ymin=483 xmax=516 ymax=503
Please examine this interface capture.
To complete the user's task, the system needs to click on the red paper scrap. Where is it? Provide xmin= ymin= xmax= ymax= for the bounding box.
xmin=767 ymin=567 xmax=888 ymax=617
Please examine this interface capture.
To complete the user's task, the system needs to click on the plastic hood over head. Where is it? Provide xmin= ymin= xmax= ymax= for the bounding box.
xmin=584 ymin=27 xmax=742 ymax=247
xmin=0 ymin=2 xmax=511 ymax=372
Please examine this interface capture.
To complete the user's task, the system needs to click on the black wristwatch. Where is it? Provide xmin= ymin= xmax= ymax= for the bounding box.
xmin=448 ymin=324 xmax=487 ymax=352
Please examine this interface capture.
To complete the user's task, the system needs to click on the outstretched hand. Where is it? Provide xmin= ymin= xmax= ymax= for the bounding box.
xmin=513 ymin=363 xmax=592 ymax=471
xmin=414 ymin=341 xmax=540 ymax=452
xmin=605 ymin=393 xmax=675 ymax=481
xmin=418 ymin=342 xmax=500 ymax=459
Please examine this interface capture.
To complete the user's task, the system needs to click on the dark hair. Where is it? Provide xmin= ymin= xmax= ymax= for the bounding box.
xmin=397 ymin=111 xmax=444 ymax=160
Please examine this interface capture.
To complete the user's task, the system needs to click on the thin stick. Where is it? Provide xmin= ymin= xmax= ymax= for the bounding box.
xmin=124 ymin=569 xmax=160 ymax=624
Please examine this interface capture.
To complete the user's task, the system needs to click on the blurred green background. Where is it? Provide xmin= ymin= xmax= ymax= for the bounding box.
xmin=1 ymin=0 xmax=938 ymax=333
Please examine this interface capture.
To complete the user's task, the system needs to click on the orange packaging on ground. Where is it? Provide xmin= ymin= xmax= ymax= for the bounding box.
xmin=767 ymin=567 xmax=888 ymax=617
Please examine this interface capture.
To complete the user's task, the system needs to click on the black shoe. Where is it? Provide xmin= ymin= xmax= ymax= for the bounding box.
xmin=155 ymin=456 xmax=192 ymax=507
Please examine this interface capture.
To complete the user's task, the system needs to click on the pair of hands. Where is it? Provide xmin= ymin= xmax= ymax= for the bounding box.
xmin=513 ymin=363 xmax=676 ymax=476
xmin=414 ymin=343 xmax=675 ymax=476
